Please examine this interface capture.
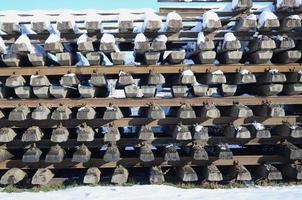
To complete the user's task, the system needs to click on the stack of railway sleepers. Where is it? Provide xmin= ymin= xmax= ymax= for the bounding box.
xmin=0 ymin=0 xmax=301 ymax=186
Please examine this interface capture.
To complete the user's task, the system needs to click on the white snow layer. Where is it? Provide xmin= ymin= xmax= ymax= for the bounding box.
xmin=0 ymin=36 xmax=6 ymax=53
xmin=194 ymin=124 xmax=203 ymax=132
xmin=258 ymin=11 xmax=278 ymax=28
xmin=295 ymin=0 xmax=302 ymax=7
xmin=155 ymin=34 xmax=167 ymax=43
xmin=232 ymin=0 xmax=239 ymax=10
xmin=142 ymin=11 xmax=161 ymax=31
xmin=166 ymin=11 xmax=182 ymax=21
xmin=224 ymin=33 xmax=237 ymax=42
xmin=135 ymin=33 xmax=147 ymax=43
xmin=77 ymin=34 xmax=88 ymax=44
xmin=212 ymin=70 xmax=224 ymax=75
xmin=288 ymin=15 xmax=301 ymax=20
xmin=101 ymin=33 xmax=115 ymax=44
xmin=182 ymin=69 xmax=194 ymax=76
xmin=45 ymin=33 xmax=61 ymax=44
xmin=15 ymin=34 xmax=35 ymax=53
xmin=253 ymin=122 xmax=265 ymax=130
xmin=247 ymin=14 xmax=257 ymax=21
xmin=197 ymin=32 xmax=206 ymax=45
xmin=202 ymin=11 xmax=220 ymax=29
xmin=84 ymin=13 xmax=101 ymax=22
xmin=240 ymin=69 xmax=250 ymax=75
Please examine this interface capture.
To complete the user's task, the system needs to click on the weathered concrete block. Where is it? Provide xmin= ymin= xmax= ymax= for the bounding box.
xmin=192 ymin=145 xmax=208 ymax=160
xmin=232 ymin=71 xmax=256 ymax=84
xmin=280 ymin=16 xmax=302 ymax=31
xmin=257 ymin=164 xmax=283 ymax=180
xmin=276 ymin=0 xmax=296 ymax=11
xmin=272 ymin=123 xmax=302 ymax=138
xmin=78 ymin=41 xmax=94 ymax=52
xmin=193 ymin=84 xmax=208 ymax=97
xmin=0 ymin=168 xmax=27 ymax=185
xmin=56 ymin=52 xmax=73 ymax=66
xmin=144 ymin=52 xmax=160 ymax=65
xmin=249 ymin=37 xmax=276 ymax=52
xmin=141 ymin=85 xmax=156 ymax=98
xmin=232 ymin=0 xmax=252 ymax=11
xmin=222 ymin=38 xmax=241 ymax=51
xmin=218 ymin=50 xmax=243 ymax=64
xmin=72 ymin=144 xmax=91 ymax=163
xmin=202 ymin=72 xmax=226 ymax=84
xmin=197 ymin=39 xmax=215 ymax=51
xmin=179 ymin=70 xmax=196 ymax=85
xmin=90 ymin=73 xmax=107 ymax=87
xmin=44 ymin=41 xmax=64 ymax=53
xmin=5 ymin=75 xmax=26 ymax=88
xmin=178 ymin=165 xmax=198 ymax=182
xmin=173 ymin=124 xmax=192 ymax=140
xmin=49 ymin=85 xmax=70 ymax=98
xmin=124 ymin=84 xmax=139 ymax=98
xmin=103 ymin=105 xmax=123 ymax=120
xmin=164 ymin=145 xmax=180 ymax=161
xmin=228 ymin=104 xmax=253 ymax=118
xmin=78 ymin=84 xmax=97 ymax=98
xmin=283 ymin=142 xmax=302 ymax=160
xmin=219 ymin=84 xmax=237 ymax=96
xmin=202 ymin=19 xmax=222 ymax=32
xmin=2 ymin=54 xmax=20 ymax=67
xmin=172 ymin=85 xmax=188 ymax=97
xmin=249 ymin=123 xmax=271 ymax=138
xmin=164 ymin=12 xmax=182 ymax=32
xmin=217 ymin=144 xmax=233 ymax=160
xmin=118 ymin=73 xmax=134 ymax=87
xmin=30 ymin=75 xmax=49 ymax=87
xmin=203 ymin=164 xmax=223 ymax=182
xmin=193 ymin=124 xmax=209 ymax=140
xmin=258 ymin=71 xmax=287 ymax=83
xmin=258 ymin=84 xmax=283 ymax=96
xmin=60 ymin=73 xmax=79 ymax=87
xmin=283 ymin=84 xmax=302 ymax=95
xmin=45 ymin=145 xmax=65 ymax=163
xmin=76 ymin=123 xmax=95 ymax=142
xmin=100 ymin=42 xmax=116 ymax=54
xmin=32 ymin=168 xmax=54 ymax=185
xmin=86 ymin=52 xmax=103 ymax=65
xmin=103 ymin=145 xmax=120 ymax=162
xmin=118 ymin=20 xmax=133 ymax=33
xmin=272 ymin=50 xmax=301 ymax=64
xmin=140 ymin=144 xmax=154 ymax=162
xmin=0 ymin=128 xmax=17 ymax=142
xmin=258 ymin=14 xmax=280 ymax=31
xmin=57 ymin=20 xmax=74 ymax=32
xmin=28 ymin=53 xmax=46 ymax=66
xmin=33 ymin=86 xmax=50 ymax=98
xmin=22 ymin=145 xmax=42 ymax=163
xmin=143 ymin=15 xmax=161 ymax=32
xmin=110 ymin=52 xmax=125 ymax=65
xmin=111 ymin=165 xmax=129 ymax=185
xmin=282 ymin=164 xmax=302 ymax=180
xmin=31 ymin=21 xmax=49 ymax=33
xmin=0 ymin=147 xmax=14 ymax=162
xmin=148 ymin=73 xmax=165 ymax=85
xmin=51 ymin=124 xmax=69 ymax=143
xmin=85 ymin=21 xmax=101 ymax=32
xmin=139 ymin=126 xmax=155 ymax=141
xmin=285 ymin=71 xmax=302 ymax=84
xmin=196 ymin=51 xmax=216 ymax=64
xmin=77 ymin=106 xmax=96 ymax=120
xmin=31 ymin=105 xmax=51 ymax=120
xmin=104 ymin=126 xmax=121 ymax=142
xmin=11 ymin=43 xmax=31 ymax=53
xmin=165 ymin=51 xmax=185 ymax=64
xmin=178 ymin=104 xmax=196 ymax=119
xmin=9 ymin=105 xmax=31 ymax=121
xmin=147 ymin=105 xmax=165 ymax=119
xmin=235 ymin=16 xmax=257 ymax=31
xmin=22 ymin=126 xmax=44 ymax=142
xmin=84 ymin=167 xmax=101 ymax=184
xmin=134 ymin=38 xmax=150 ymax=54
xmin=224 ymin=125 xmax=251 ymax=139
xmin=151 ymin=40 xmax=166 ymax=52
xmin=1 ymin=22 xmax=20 ymax=34
xmin=254 ymin=104 xmax=285 ymax=117
xmin=199 ymin=104 xmax=221 ymax=118
xmin=0 ymin=86 xmax=8 ymax=99
xmin=51 ymin=105 xmax=73 ymax=120
xmin=229 ymin=164 xmax=252 ymax=181
xmin=149 ymin=166 xmax=165 ymax=184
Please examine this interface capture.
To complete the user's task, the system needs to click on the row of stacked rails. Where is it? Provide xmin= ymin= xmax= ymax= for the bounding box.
xmin=0 ymin=0 xmax=302 ymax=185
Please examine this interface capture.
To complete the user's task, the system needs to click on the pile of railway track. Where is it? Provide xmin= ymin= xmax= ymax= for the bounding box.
xmin=0 ymin=0 xmax=302 ymax=186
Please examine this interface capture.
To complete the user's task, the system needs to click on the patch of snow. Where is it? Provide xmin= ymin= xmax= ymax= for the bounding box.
xmin=240 ymin=69 xmax=250 ymax=75
xmin=166 ymin=11 xmax=182 ymax=21
xmin=77 ymin=34 xmax=88 ymax=44
xmin=232 ymin=0 xmax=239 ymax=10
xmin=290 ymin=124 xmax=299 ymax=130
xmin=247 ymin=14 xmax=257 ymax=21
xmin=197 ymin=32 xmax=205 ymax=45
xmin=135 ymin=33 xmax=147 ymax=43
xmin=154 ymin=34 xmax=167 ymax=43
xmin=269 ymin=69 xmax=279 ymax=74
xmin=258 ymin=11 xmax=278 ymax=28
xmin=288 ymin=15 xmax=301 ymax=20
xmin=194 ymin=124 xmax=203 ymax=132
xmin=31 ymin=13 xmax=50 ymax=25
xmin=295 ymin=0 xmax=302 ymax=7
xmin=0 ymin=36 xmax=7 ymax=53
xmin=212 ymin=70 xmax=224 ymax=75
xmin=253 ymin=122 xmax=265 ymax=130
xmin=45 ymin=33 xmax=61 ymax=44
xmin=202 ymin=11 xmax=220 ymax=29
xmin=224 ymin=32 xmax=237 ymax=42
xmin=76 ymin=52 xmax=90 ymax=66
xmin=142 ymin=11 xmax=161 ymax=32
xmin=85 ymin=13 xmax=101 ymax=22
xmin=101 ymin=33 xmax=115 ymax=44
xmin=182 ymin=69 xmax=194 ymax=76
xmin=118 ymin=11 xmax=134 ymax=23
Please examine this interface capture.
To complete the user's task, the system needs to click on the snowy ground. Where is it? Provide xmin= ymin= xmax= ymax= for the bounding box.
xmin=1 ymin=185 xmax=302 ymax=200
